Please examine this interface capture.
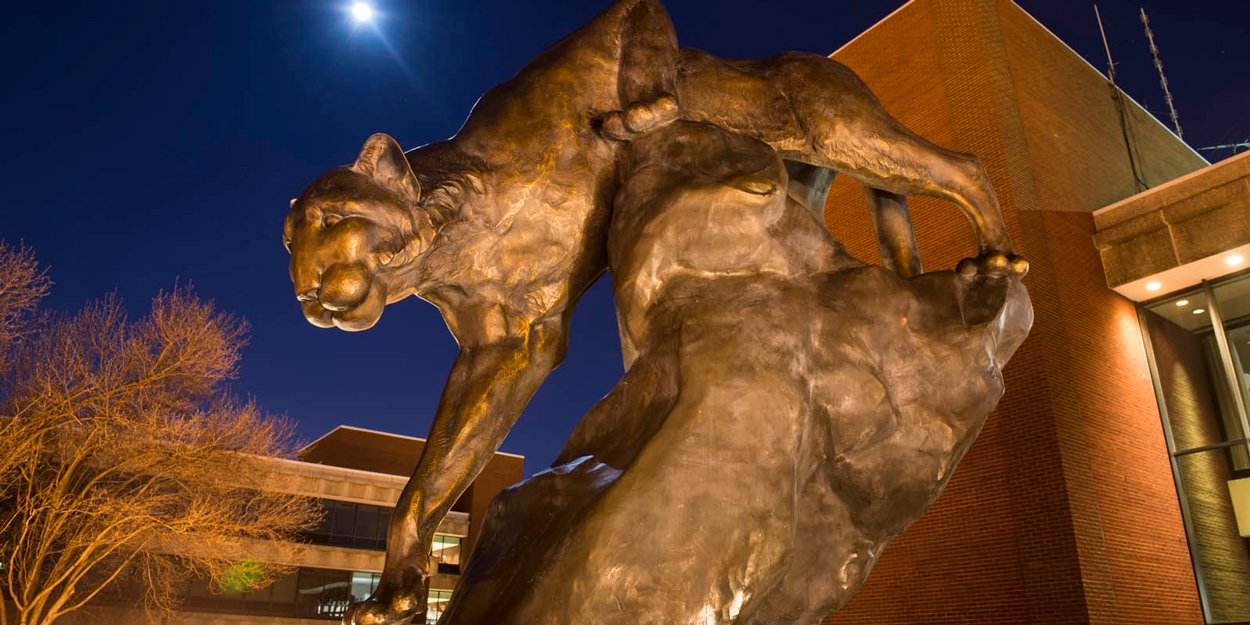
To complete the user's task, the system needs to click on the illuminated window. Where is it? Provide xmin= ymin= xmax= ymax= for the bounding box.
xmin=426 ymin=589 xmax=453 ymax=624
xmin=350 ymin=572 xmax=381 ymax=606
xmin=184 ymin=567 xmax=380 ymax=619
xmin=1140 ymin=270 xmax=1250 ymax=623
xmin=295 ymin=567 xmax=352 ymax=618
xmin=431 ymin=534 xmax=462 ymax=574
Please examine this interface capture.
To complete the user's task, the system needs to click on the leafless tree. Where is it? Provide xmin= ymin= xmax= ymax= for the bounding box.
xmin=0 ymin=243 xmax=50 ymax=372
xmin=0 ymin=243 xmax=319 ymax=625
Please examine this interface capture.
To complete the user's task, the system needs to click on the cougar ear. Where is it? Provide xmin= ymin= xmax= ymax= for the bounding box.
xmin=353 ymin=133 xmax=421 ymax=203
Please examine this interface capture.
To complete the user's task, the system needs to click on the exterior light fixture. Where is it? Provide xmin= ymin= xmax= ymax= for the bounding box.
xmin=1146 ymin=281 xmax=1162 ymax=291
xmin=1193 ymin=308 xmax=1206 ymax=315
xmin=1175 ymin=299 xmax=1189 ymax=306
xmin=1228 ymin=254 xmax=1245 ymax=266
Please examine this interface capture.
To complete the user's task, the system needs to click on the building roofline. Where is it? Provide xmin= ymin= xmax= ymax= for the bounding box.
xmin=829 ymin=0 xmax=1207 ymax=168
xmin=300 ymin=424 xmax=525 ymax=459
xmin=1005 ymin=0 xmax=1208 ymax=166
xmin=829 ymin=0 xmax=917 ymax=57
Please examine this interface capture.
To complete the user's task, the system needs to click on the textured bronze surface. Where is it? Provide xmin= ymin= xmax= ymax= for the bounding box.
xmin=281 ymin=2 xmax=1031 ymax=623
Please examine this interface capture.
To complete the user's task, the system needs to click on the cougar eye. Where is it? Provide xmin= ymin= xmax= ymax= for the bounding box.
xmin=323 ymin=214 xmax=343 ymax=228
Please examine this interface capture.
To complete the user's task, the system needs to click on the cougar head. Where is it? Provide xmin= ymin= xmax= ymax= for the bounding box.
xmin=282 ymin=133 xmax=432 ymax=331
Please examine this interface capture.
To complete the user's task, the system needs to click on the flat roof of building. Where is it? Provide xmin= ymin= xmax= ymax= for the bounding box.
xmin=298 ymin=425 xmax=522 ymax=477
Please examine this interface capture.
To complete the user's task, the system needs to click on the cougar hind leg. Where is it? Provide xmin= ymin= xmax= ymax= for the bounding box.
xmin=795 ymin=121 xmax=1017 ymax=253
xmin=774 ymin=54 xmax=1024 ymax=276
xmin=601 ymin=0 xmax=680 ymax=140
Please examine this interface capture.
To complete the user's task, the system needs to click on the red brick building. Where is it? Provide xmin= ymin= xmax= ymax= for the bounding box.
xmin=818 ymin=1 xmax=1250 ymax=624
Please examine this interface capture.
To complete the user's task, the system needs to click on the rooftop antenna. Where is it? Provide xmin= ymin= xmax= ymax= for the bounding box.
xmin=1199 ymin=141 xmax=1250 ymax=155
xmin=1140 ymin=8 xmax=1183 ymax=140
xmin=1095 ymin=5 xmax=1118 ymax=83
xmin=1096 ymin=5 xmax=1148 ymax=191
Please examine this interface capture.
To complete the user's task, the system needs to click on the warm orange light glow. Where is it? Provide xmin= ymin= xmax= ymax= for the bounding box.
xmin=1147 ymin=281 xmax=1162 ymax=291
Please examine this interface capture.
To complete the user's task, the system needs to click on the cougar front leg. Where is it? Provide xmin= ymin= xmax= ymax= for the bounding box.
xmin=601 ymin=0 xmax=680 ymax=140
xmin=864 ymin=187 xmax=922 ymax=279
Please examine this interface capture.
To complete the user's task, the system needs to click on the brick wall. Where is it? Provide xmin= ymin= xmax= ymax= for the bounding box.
xmin=820 ymin=0 xmax=1204 ymax=623
xmin=822 ymin=3 xmax=1038 ymax=623
xmin=1000 ymin=9 xmax=1204 ymax=211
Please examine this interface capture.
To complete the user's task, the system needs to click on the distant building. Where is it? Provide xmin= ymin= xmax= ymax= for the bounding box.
xmin=819 ymin=1 xmax=1249 ymax=624
xmin=175 ymin=425 xmax=523 ymax=625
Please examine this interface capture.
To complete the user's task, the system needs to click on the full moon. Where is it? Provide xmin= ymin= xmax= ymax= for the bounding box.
xmin=351 ymin=2 xmax=373 ymax=22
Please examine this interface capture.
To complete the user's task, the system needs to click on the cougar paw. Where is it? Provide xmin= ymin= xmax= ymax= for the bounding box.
xmin=601 ymin=111 xmax=632 ymax=141
xmin=956 ymin=251 xmax=1028 ymax=280
xmin=955 ymin=251 xmax=1026 ymax=326
xmin=599 ymin=93 xmax=679 ymax=141
xmin=342 ymin=577 xmax=426 ymax=625
xmin=624 ymin=93 xmax=678 ymax=133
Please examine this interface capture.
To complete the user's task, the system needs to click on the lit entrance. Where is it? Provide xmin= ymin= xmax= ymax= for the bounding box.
xmin=1139 ymin=270 xmax=1250 ymax=624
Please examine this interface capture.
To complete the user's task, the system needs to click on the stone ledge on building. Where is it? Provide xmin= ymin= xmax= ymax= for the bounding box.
xmin=175 ymin=612 xmax=330 ymax=625
xmin=1093 ymin=151 xmax=1250 ymax=300
xmin=259 ymin=455 xmax=407 ymax=508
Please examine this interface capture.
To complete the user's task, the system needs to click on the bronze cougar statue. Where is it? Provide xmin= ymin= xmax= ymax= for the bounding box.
xmin=282 ymin=1 xmax=1029 ymax=623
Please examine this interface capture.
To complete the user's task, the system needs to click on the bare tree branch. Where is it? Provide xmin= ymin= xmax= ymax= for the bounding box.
xmin=0 ymin=244 xmax=319 ymax=625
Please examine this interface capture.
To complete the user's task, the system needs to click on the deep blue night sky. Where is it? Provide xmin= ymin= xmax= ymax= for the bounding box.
xmin=3 ymin=0 xmax=1246 ymax=475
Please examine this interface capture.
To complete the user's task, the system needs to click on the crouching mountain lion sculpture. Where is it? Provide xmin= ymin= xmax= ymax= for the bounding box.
xmin=281 ymin=1 xmax=1032 ymax=623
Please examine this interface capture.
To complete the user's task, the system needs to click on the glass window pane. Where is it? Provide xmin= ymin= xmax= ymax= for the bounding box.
xmin=302 ymin=501 xmax=393 ymax=550
xmin=426 ymin=589 xmax=453 ymax=624
xmin=1146 ymin=287 xmax=1212 ymax=332
xmin=1143 ymin=300 xmax=1244 ymax=452
xmin=315 ymin=499 xmax=334 ymax=534
xmin=332 ymin=502 xmax=357 ymax=535
xmin=245 ymin=576 xmax=273 ymax=608
xmin=1213 ymin=274 xmax=1250 ymax=464
xmin=432 ymin=534 xmax=461 ymax=566
xmin=356 ymin=505 xmax=379 ymax=548
xmin=294 ymin=568 xmax=320 ymax=617
xmin=297 ymin=567 xmax=352 ymax=619
xmin=328 ymin=502 xmax=357 ymax=546
xmin=269 ymin=571 xmax=299 ymax=616
xmin=350 ymin=572 xmax=377 ymax=603
xmin=1213 ymin=273 xmax=1250 ymax=323
xmin=377 ymin=507 xmax=392 ymax=545
xmin=1177 ymin=450 xmax=1250 ymax=622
